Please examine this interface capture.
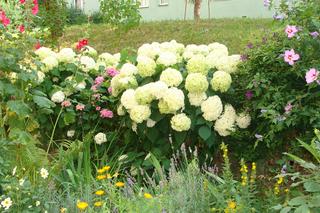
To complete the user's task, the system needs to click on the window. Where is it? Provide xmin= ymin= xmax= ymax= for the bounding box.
xmin=159 ymin=0 xmax=168 ymax=6
xmin=139 ymin=0 xmax=149 ymax=8
xmin=74 ymin=0 xmax=84 ymax=10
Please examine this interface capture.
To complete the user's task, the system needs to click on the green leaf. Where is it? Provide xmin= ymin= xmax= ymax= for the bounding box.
xmin=303 ymin=181 xmax=320 ymax=192
xmin=198 ymin=126 xmax=211 ymax=141
xmin=173 ymin=131 xmax=187 ymax=146
xmin=33 ymin=95 xmax=55 ymax=109
xmin=63 ymin=111 xmax=76 ymax=125
xmin=280 ymin=207 xmax=291 ymax=213
xmin=294 ymin=205 xmax=309 ymax=213
xmin=7 ymin=100 xmax=31 ymax=118
xmin=288 ymin=196 xmax=306 ymax=206
xmin=146 ymin=127 xmax=159 ymax=143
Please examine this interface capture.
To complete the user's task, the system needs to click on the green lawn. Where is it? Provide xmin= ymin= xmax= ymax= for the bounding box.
xmin=61 ymin=18 xmax=276 ymax=54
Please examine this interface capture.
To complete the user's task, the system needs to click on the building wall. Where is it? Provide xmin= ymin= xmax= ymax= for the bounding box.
xmin=67 ymin=0 xmax=273 ymax=21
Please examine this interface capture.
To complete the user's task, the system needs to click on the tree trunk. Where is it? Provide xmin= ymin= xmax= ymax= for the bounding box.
xmin=194 ymin=0 xmax=201 ymax=20
xmin=184 ymin=0 xmax=188 ymax=20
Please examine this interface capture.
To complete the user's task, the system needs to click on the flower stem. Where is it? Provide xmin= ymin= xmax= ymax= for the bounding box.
xmin=46 ymin=107 xmax=63 ymax=156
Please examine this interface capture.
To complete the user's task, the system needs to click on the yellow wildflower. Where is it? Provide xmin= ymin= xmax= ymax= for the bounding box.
xmin=115 ymin=182 xmax=125 ymax=187
xmin=94 ymin=201 xmax=103 ymax=207
xmin=227 ymin=200 xmax=237 ymax=209
xmin=277 ymin=177 xmax=283 ymax=185
xmin=97 ymin=169 xmax=105 ymax=174
xmin=252 ymin=162 xmax=256 ymax=171
xmin=107 ymin=174 xmax=112 ymax=179
xmin=95 ymin=190 xmax=105 ymax=196
xmin=76 ymin=201 xmax=88 ymax=211
xmin=103 ymin=166 xmax=111 ymax=171
xmin=144 ymin=193 xmax=153 ymax=199
xmin=113 ymin=172 xmax=119 ymax=178
xmin=60 ymin=208 xmax=67 ymax=213
xmin=285 ymin=188 xmax=289 ymax=193
xmin=96 ymin=175 xmax=107 ymax=180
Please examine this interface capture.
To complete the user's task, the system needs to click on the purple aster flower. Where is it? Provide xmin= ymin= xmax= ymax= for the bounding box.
xmin=246 ymin=43 xmax=254 ymax=49
xmin=245 ymin=90 xmax=253 ymax=100
xmin=240 ymin=54 xmax=248 ymax=61
xmin=264 ymin=0 xmax=271 ymax=7
xmin=273 ymin=14 xmax=285 ymax=20
xmin=310 ymin=31 xmax=319 ymax=38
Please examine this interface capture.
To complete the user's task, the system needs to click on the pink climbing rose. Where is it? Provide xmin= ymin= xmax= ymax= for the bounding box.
xmin=285 ymin=25 xmax=298 ymax=38
xmin=305 ymin=68 xmax=319 ymax=84
xmin=76 ymin=104 xmax=85 ymax=111
xmin=100 ymin=109 xmax=113 ymax=118
xmin=61 ymin=100 xmax=72 ymax=107
xmin=106 ymin=67 xmax=119 ymax=77
xmin=94 ymin=76 xmax=104 ymax=85
xmin=284 ymin=49 xmax=300 ymax=66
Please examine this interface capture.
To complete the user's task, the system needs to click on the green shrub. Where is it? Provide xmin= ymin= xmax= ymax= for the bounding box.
xmin=66 ymin=7 xmax=88 ymax=25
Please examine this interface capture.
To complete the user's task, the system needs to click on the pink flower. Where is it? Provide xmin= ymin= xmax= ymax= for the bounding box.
xmin=76 ymin=104 xmax=85 ymax=111
xmin=94 ymin=76 xmax=104 ymax=85
xmin=284 ymin=49 xmax=300 ymax=66
xmin=20 ymin=0 xmax=26 ymax=3
xmin=100 ymin=109 xmax=113 ymax=118
xmin=305 ymin=68 xmax=319 ymax=84
xmin=245 ymin=90 xmax=253 ymax=100
xmin=285 ymin=25 xmax=298 ymax=38
xmin=61 ymin=100 xmax=72 ymax=108
xmin=106 ymin=68 xmax=119 ymax=77
xmin=0 ymin=11 xmax=10 ymax=27
xmin=93 ymin=94 xmax=101 ymax=100
xmin=95 ymin=106 xmax=101 ymax=111
xmin=32 ymin=4 xmax=39 ymax=15
xmin=19 ymin=25 xmax=25 ymax=33
xmin=285 ymin=103 xmax=293 ymax=114
xmin=91 ymin=85 xmax=98 ymax=91
xmin=108 ymin=87 xmax=112 ymax=94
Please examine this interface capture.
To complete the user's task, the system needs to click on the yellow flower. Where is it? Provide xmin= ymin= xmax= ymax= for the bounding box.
xmin=97 ymin=169 xmax=105 ymax=174
xmin=95 ymin=190 xmax=105 ymax=196
xmin=103 ymin=166 xmax=111 ymax=171
xmin=60 ymin=208 xmax=67 ymax=213
xmin=277 ymin=177 xmax=284 ymax=185
xmin=115 ymin=182 xmax=125 ymax=187
xmin=113 ymin=172 xmax=119 ymax=178
xmin=285 ymin=188 xmax=289 ymax=193
xmin=252 ymin=162 xmax=256 ymax=171
xmin=144 ymin=193 xmax=153 ymax=199
xmin=94 ymin=201 xmax=103 ymax=207
xmin=107 ymin=174 xmax=112 ymax=179
xmin=96 ymin=175 xmax=107 ymax=180
xmin=76 ymin=201 xmax=88 ymax=211
xmin=227 ymin=200 xmax=236 ymax=209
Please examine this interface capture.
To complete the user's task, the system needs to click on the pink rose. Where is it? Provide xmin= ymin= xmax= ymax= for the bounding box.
xmin=108 ymin=87 xmax=112 ymax=94
xmin=95 ymin=106 xmax=101 ymax=111
xmin=100 ymin=109 xmax=113 ymax=118
xmin=285 ymin=25 xmax=298 ymax=38
xmin=285 ymin=103 xmax=293 ymax=114
xmin=305 ymin=68 xmax=319 ymax=84
xmin=76 ymin=104 xmax=85 ymax=111
xmin=61 ymin=100 xmax=72 ymax=108
xmin=284 ymin=49 xmax=300 ymax=66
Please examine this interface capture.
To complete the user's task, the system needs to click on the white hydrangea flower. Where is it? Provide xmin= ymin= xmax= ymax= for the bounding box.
xmin=74 ymin=81 xmax=86 ymax=91
xmin=214 ymin=104 xmax=237 ymax=136
xmin=136 ymin=55 xmax=157 ymax=77
xmin=182 ymin=51 xmax=194 ymax=60
xmin=149 ymin=81 xmax=168 ymax=99
xmin=35 ymin=47 xmax=56 ymax=60
xmin=157 ymin=52 xmax=178 ymax=67
xmin=208 ymin=42 xmax=229 ymax=55
xmin=216 ymin=55 xmax=241 ymax=74
xmin=188 ymin=92 xmax=207 ymax=106
xmin=132 ymin=122 xmax=137 ymax=133
xmin=186 ymin=54 xmax=209 ymax=75
xmin=36 ymin=71 xmax=45 ymax=84
xmin=236 ymin=113 xmax=251 ymax=129
xmin=110 ymin=75 xmax=138 ymax=97
xmin=171 ymin=113 xmax=191 ymax=132
xmin=120 ymin=63 xmax=138 ymax=76
xmin=57 ymin=48 xmax=76 ymax=63
xmin=40 ymin=168 xmax=49 ymax=179
xmin=121 ymin=89 xmax=138 ymax=110
xmin=205 ymin=50 xmax=229 ymax=69
xmin=158 ymin=87 xmax=185 ymax=114
xmin=41 ymin=56 xmax=58 ymax=72
xmin=135 ymin=83 xmax=155 ymax=105
xmin=160 ymin=68 xmax=183 ymax=87
xmin=138 ymin=43 xmax=159 ymax=59
xmin=185 ymin=73 xmax=209 ymax=93
xmin=129 ymin=105 xmax=151 ymax=123
xmin=80 ymin=56 xmax=96 ymax=72
xmin=117 ymin=104 xmax=126 ymax=116
xmin=201 ymin=96 xmax=223 ymax=121
xmin=211 ymin=71 xmax=232 ymax=93
xmin=98 ymin=52 xmax=118 ymax=66
xmin=51 ymin=91 xmax=65 ymax=103
xmin=67 ymin=130 xmax=75 ymax=137
xmin=83 ymin=46 xmax=97 ymax=57
xmin=197 ymin=44 xmax=210 ymax=56
xmin=146 ymin=119 xmax=156 ymax=128
xmin=94 ymin=132 xmax=107 ymax=145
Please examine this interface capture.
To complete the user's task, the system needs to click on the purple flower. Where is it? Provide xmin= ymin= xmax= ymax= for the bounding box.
xmin=246 ymin=43 xmax=254 ymax=49
xmin=245 ymin=90 xmax=253 ymax=100
xmin=240 ymin=54 xmax=248 ymax=61
xmin=94 ymin=76 xmax=104 ymax=85
xmin=264 ymin=0 xmax=271 ymax=7
xmin=285 ymin=103 xmax=293 ymax=114
xmin=273 ymin=14 xmax=285 ymax=20
xmin=255 ymin=134 xmax=263 ymax=141
xmin=281 ymin=164 xmax=287 ymax=174
xmin=310 ymin=31 xmax=319 ymax=38
xmin=106 ymin=67 xmax=119 ymax=77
